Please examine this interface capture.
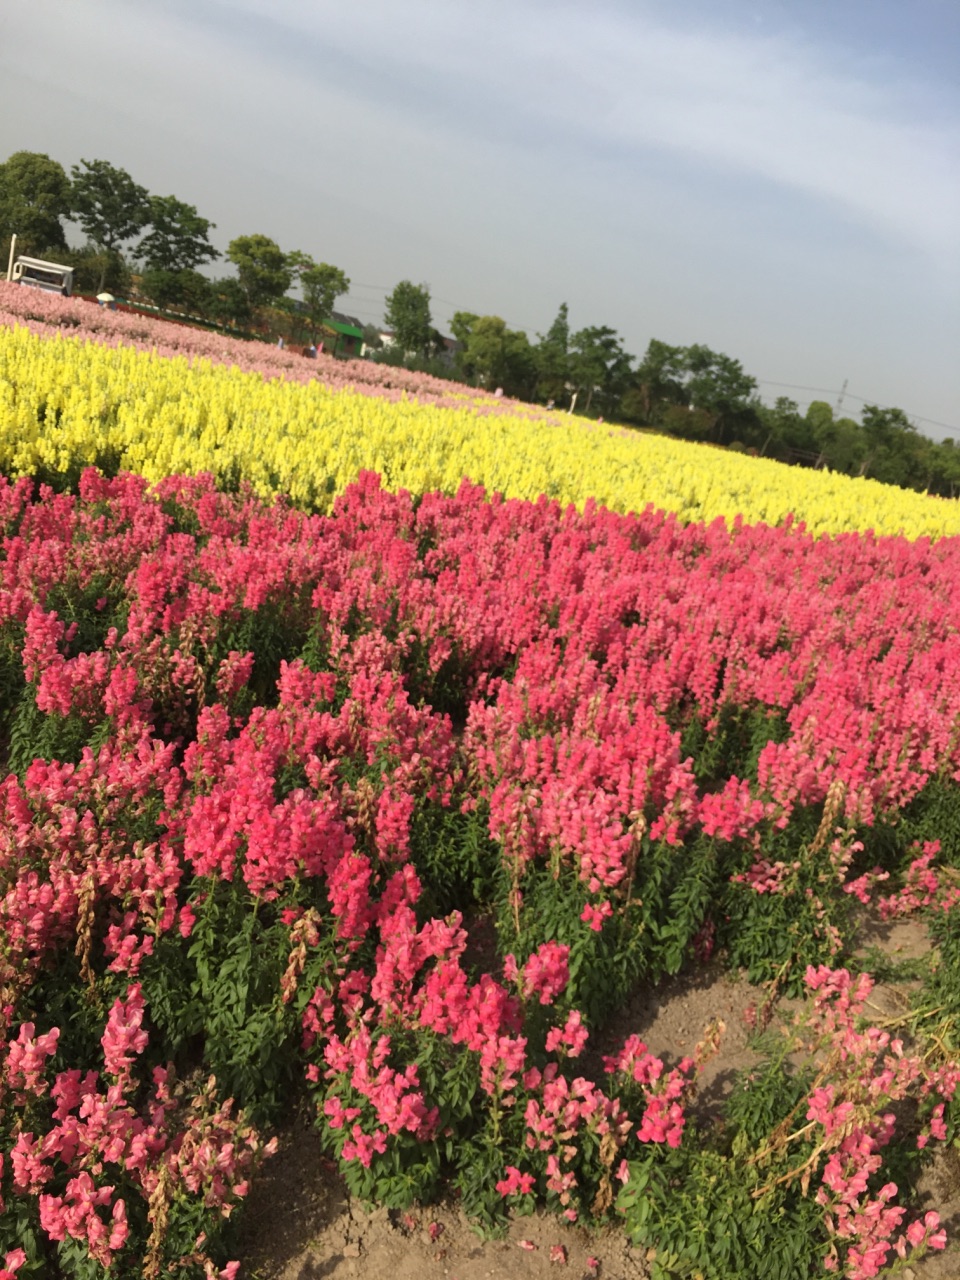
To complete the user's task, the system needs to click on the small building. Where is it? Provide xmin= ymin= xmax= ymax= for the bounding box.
xmin=326 ymin=311 xmax=365 ymax=358
xmin=10 ymin=256 xmax=74 ymax=295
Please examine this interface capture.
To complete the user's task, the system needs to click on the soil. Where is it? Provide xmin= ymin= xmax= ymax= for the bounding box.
xmin=235 ymin=914 xmax=960 ymax=1280
xmin=235 ymin=1134 xmax=651 ymax=1280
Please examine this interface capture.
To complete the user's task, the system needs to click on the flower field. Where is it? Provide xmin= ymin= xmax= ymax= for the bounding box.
xmin=2 ymin=310 xmax=960 ymax=1279
xmin=3 ymin=285 xmax=960 ymax=539
xmin=0 ymin=282 xmax=497 ymax=405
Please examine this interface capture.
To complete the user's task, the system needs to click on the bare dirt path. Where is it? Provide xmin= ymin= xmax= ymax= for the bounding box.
xmin=235 ymin=917 xmax=960 ymax=1279
xmin=235 ymin=964 xmax=761 ymax=1280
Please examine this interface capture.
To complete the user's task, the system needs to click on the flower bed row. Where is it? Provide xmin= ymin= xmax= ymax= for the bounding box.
xmin=1 ymin=470 xmax=959 ymax=1277
xmin=0 ymin=282 xmax=500 ymax=407
xmin=3 ymin=304 xmax=960 ymax=538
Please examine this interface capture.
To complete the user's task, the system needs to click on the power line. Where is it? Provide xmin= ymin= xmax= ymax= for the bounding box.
xmin=347 ymin=282 xmax=541 ymax=331
xmin=754 ymin=379 xmax=958 ymax=436
xmin=342 ymin=289 xmax=542 ymax=337
xmin=317 ymin=294 xmax=960 ymax=437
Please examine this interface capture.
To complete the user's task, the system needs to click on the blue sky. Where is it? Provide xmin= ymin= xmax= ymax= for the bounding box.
xmin=2 ymin=0 xmax=958 ymax=433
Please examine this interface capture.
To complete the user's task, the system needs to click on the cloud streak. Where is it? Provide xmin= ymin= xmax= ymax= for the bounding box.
xmin=225 ymin=0 xmax=960 ymax=260
xmin=1 ymin=0 xmax=957 ymax=429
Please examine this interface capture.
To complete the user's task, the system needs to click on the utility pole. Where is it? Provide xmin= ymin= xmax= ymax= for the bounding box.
xmin=834 ymin=379 xmax=848 ymax=416
xmin=5 ymin=233 xmax=16 ymax=282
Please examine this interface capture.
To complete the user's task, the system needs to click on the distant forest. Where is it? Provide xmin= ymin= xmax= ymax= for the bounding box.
xmin=3 ymin=147 xmax=959 ymax=498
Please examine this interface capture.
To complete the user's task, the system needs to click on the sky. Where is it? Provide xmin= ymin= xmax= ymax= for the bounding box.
xmin=2 ymin=0 xmax=959 ymax=434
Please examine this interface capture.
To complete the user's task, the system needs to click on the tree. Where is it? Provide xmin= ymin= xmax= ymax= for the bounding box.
xmin=0 ymin=151 xmax=71 ymax=259
xmin=288 ymin=252 xmax=350 ymax=342
xmin=806 ymin=401 xmax=866 ymax=476
xmin=449 ymin=311 xmax=479 ymax=378
xmin=69 ymin=159 xmax=151 ymax=290
xmin=137 ymin=195 xmax=218 ymax=273
xmin=450 ymin=310 xmax=479 ymax=348
xmin=427 ymin=327 xmax=450 ymax=359
xmin=383 ymin=280 xmax=433 ymax=357
xmin=206 ymin=277 xmax=253 ymax=328
xmin=64 ymin=242 xmax=132 ymax=296
xmin=622 ymin=339 xmax=687 ymax=424
xmin=451 ymin=314 xmax=535 ymax=396
xmin=361 ymin=323 xmax=383 ymax=352
xmin=535 ymin=303 xmax=571 ymax=405
xmin=568 ymin=325 xmax=633 ymax=415
xmin=226 ymin=234 xmax=292 ymax=312
xmin=681 ymin=344 xmax=759 ymax=444
xmin=859 ymin=404 xmax=925 ymax=487
xmin=928 ymin=437 xmax=960 ymax=498
xmin=139 ymin=267 xmax=212 ymax=313
xmin=755 ymin=396 xmax=818 ymax=461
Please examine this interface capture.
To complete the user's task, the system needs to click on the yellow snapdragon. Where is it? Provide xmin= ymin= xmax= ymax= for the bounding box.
xmin=1 ymin=324 xmax=957 ymax=540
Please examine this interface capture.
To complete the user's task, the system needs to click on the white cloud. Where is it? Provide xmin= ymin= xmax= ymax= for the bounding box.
xmin=1 ymin=0 xmax=957 ymax=427
xmin=6 ymin=0 xmax=957 ymax=259
xmin=222 ymin=0 xmax=960 ymax=260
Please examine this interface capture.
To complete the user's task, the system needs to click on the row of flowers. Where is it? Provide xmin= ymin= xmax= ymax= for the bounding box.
xmin=0 ymin=282 xmax=504 ymax=407
xmin=0 ymin=469 xmax=958 ymax=1275
xmin=3 ymin=297 xmax=959 ymax=537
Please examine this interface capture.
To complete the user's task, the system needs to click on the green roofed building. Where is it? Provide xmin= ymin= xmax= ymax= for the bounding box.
xmin=326 ymin=311 xmax=364 ymax=357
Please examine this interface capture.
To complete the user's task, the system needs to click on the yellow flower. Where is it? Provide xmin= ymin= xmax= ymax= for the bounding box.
xmin=2 ymin=323 xmax=957 ymax=540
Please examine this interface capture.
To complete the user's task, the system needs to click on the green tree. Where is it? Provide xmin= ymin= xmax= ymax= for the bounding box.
xmin=535 ymin=303 xmax=571 ymax=406
xmin=226 ymin=234 xmax=292 ymax=312
xmin=859 ymin=404 xmax=926 ymax=487
xmin=451 ymin=314 xmax=535 ymax=395
xmin=449 ymin=310 xmax=479 ymax=375
xmin=928 ymin=437 xmax=960 ymax=498
xmin=207 ymin=276 xmax=253 ymax=328
xmin=383 ymin=280 xmax=433 ymax=357
xmin=288 ymin=252 xmax=350 ymax=342
xmin=139 ymin=267 xmax=213 ymax=313
xmin=69 ymin=159 xmax=151 ymax=290
xmin=622 ymin=339 xmax=687 ymax=424
xmin=755 ymin=396 xmax=819 ymax=461
xmin=361 ymin=323 xmax=383 ymax=352
xmin=568 ymin=325 xmax=633 ymax=415
xmin=682 ymin=344 xmax=759 ymax=445
xmin=427 ymin=327 xmax=450 ymax=359
xmin=63 ymin=242 xmax=132 ymax=296
xmin=806 ymin=401 xmax=866 ymax=476
xmin=137 ymin=195 xmax=218 ymax=273
xmin=450 ymin=310 xmax=479 ymax=348
xmin=0 ymin=150 xmax=71 ymax=259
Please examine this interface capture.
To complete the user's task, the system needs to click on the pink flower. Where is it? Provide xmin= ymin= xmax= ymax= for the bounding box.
xmin=545 ymin=1010 xmax=589 ymax=1058
xmin=101 ymin=984 xmax=149 ymax=1080
xmin=521 ymin=943 xmax=570 ymax=1006
xmin=496 ymin=1166 xmax=536 ymax=1196
xmin=580 ymin=901 xmax=612 ymax=931
xmin=4 ymin=1022 xmax=60 ymax=1097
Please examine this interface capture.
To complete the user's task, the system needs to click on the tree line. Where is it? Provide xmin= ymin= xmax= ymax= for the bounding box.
xmin=0 ymin=150 xmax=348 ymax=339
xmin=2 ymin=149 xmax=958 ymax=498
xmin=293 ymin=277 xmax=960 ymax=500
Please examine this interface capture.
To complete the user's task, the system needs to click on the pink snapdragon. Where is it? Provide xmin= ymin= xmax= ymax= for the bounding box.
xmin=101 ymin=984 xmax=149 ymax=1082
xmin=545 ymin=1010 xmax=589 ymax=1059
xmin=512 ymin=942 xmax=571 ymax=1006
xmin=4 ymin=1022 xmax=60 ymax=1098
xmin=496 ymin=1165 xmax=537 ymax=1196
